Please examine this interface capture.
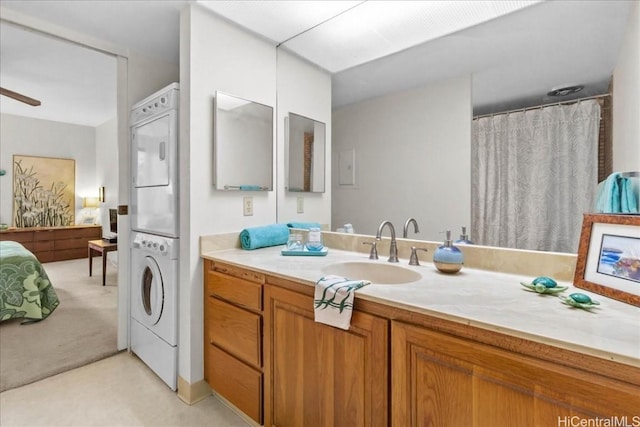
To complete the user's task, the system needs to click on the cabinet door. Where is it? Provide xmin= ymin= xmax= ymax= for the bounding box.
xmin=265 ymin=285 xmax=388 ymax=427
xmin=391 ymin=321 xmax=640 ymax=427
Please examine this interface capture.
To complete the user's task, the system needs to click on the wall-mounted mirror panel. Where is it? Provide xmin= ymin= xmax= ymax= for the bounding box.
xmin=278 ymin=1 xmax=634 ymax=254
xmin=214 ymin=91 xmax=273 ymax=191
xmin=286 ymin=113 xmax=326 ymax=193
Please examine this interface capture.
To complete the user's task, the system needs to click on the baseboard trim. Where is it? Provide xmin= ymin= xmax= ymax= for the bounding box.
xmin=177 ymin=376 xmax=211 ymax=405
xmin=211 ymin=391 xmax=261 ymax=427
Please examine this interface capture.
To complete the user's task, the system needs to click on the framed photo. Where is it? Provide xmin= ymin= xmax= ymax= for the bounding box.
xmin=574 ymin=214 xmax=640 ymax=306
xmin=79 ymin=215 xmax=97 ymax=225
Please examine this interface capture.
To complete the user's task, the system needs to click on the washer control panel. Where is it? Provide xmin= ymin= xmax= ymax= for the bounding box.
xmin=132 ymin=233 xmax=178 ymax=260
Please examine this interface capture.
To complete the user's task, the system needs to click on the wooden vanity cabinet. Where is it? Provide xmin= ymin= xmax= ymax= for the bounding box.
xmin=391 ymin=321 xmax=640 ymax=426
xmin=203 ymin=259 xmax=640 ymax=426
xmin=263 ymin=283 xmax=388 ymax=427
xmin=203 ymin=260 xmax=265 ymax=424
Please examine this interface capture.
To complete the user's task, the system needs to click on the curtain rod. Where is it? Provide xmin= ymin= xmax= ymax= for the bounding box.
xmin=473 ymin=93 xmax=611 ymax=120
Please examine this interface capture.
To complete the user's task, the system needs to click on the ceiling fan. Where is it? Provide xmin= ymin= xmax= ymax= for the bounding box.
xmin=0 ymin=87 xmax=41 ymax=106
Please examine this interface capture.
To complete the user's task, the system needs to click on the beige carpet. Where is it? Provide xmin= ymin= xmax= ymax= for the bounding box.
xmin=0 ymin=257 xmax=119 ymax=392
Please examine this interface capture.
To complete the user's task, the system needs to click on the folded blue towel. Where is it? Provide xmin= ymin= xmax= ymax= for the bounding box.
xmin=596 ymin=173 xmax=639 ymax=213
xmin=620 ymin=177 xmax=639 ymax=213
xmin=287 ymin=222 xmax=322 ymax=230
xmin=239 ymin=185 xmax=264 ymax=191
xmin=240 ymin=224 xmax=290 ymax=250
xmin=595 ymin=173 xmax=620 ymax=213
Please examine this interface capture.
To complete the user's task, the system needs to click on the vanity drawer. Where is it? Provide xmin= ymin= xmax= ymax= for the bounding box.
xmin=206 ymin=270 xmax=262 ymax=312
xmin=207 ymin=344 xmax=262 ymax=424
xmin=207 ymin=297 xmax=262 ymax=368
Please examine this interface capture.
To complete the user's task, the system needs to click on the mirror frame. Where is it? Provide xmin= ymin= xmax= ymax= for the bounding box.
xmin=213 ymin=91 xmax=274 ymax=191
xmin=285 ymin=112 xmax=326 ymax=193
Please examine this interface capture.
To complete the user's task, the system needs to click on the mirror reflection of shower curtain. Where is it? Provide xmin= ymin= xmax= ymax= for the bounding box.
xmin=471 ymin=99 xmax=601 ymax=253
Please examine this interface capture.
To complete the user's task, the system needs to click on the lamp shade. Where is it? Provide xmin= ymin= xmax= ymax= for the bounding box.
xmin=83 ymin=197 xmax=100 ymax=208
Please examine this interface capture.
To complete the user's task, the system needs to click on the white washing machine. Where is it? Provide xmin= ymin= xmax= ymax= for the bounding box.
xmin=131 ymin=82 xmax=179 ymax=238
xmin=130 ymin=231 xmax=179 ymax=390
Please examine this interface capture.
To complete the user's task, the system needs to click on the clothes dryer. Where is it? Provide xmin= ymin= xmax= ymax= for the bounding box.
xmin=130 ymin=231 xmax=178 ymax=390
xmin=131 ymin=83 xmax=179 ymax=238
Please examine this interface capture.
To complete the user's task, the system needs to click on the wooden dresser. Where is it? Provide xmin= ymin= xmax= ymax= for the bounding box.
xmin=0 ymin=225 xmax=101 ymax=262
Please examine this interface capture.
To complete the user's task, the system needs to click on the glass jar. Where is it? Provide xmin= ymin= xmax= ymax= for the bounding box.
xmin=305 ymin=227 xmax=324 ymax=251
xmin=287 ymin=233 xmax=304 ymax=251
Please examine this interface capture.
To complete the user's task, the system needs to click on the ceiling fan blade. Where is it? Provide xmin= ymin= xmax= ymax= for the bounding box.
xmin=0 ymin=87 xmax=41 ymax=106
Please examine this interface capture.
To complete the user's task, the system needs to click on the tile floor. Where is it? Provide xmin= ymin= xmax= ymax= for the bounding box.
xmin=0 ymin=352 xmax=250 ymax=427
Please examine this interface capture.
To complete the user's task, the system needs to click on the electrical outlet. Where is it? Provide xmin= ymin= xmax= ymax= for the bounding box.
xmin=243 ymin=196 xmax=253 ymax=216
xmin=296 ymin=197 xmax=304 ymax=214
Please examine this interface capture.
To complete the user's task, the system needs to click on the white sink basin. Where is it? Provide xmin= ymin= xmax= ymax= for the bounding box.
xmin=322 ymin=261 xmax=422 ymax=285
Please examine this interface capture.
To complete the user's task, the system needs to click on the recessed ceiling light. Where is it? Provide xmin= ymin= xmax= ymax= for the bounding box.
xmin=547 ymin=85 xmax=584 ymax=97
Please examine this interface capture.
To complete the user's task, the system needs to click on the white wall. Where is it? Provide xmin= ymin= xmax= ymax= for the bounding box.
xmin=613 ymin=0 xmax=640 ymax=173
xmin=0 ymin=113 xmax=96 ymax=226
xmin=180 ymin=4 xmax=278 ymax=385
xmin=95 ymin=116 xmax=118 ymax=235
xmin=179 ymin=6 xmax=332 ymax=386
xmin=332 ymin=75 xmax=471 ymax=241
xmin=276 ymin=48 xmax=332 ymax=225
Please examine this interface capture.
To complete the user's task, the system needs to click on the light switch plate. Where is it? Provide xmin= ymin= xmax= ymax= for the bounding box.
xmin=243 ymin=197 xmax=253 ymax=216
xmin=339 ymin=148 xmax=356 ymax=185
xmin=297 ymin=197 xmax=304 ymax=213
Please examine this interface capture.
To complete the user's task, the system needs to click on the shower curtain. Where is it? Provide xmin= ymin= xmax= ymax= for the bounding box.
xmin=471 ymin=99 xmax=601 ymax=253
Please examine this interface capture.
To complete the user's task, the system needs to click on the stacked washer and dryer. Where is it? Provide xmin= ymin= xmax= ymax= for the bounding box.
xmin=129 ymin=83 xmax=180 ymax=390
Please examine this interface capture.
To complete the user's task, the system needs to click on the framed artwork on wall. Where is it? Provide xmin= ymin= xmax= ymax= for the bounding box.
xmin=13 ymin=155 xmax=75 ymax=227
xmin=574 ymin=213 xmax=640 ymax=307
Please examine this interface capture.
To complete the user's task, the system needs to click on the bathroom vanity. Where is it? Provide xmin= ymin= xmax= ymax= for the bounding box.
xmin=202 ymin=244 xmax=640 ymax=426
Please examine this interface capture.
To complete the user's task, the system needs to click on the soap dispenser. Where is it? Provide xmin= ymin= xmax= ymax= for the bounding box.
xmin=454 ymin=226 xmax=474 ymax=245
xmin=433 ymin=230 xmax=464 ymax=274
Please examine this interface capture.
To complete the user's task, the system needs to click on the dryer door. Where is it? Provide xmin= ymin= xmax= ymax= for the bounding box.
xmin=132 ymin=112 xmax=175 ymax=188
xmin=137 ymin=255 xmax=164 ymax=326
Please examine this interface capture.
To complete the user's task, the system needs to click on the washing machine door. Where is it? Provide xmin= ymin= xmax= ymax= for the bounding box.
xmin=137 ymin=255 xmax=164 ymax=326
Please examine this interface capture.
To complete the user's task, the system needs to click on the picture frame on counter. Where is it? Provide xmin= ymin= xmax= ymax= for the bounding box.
xmin=574 ymin=213 xmax=640 ymax=307
xmin=79 ymin=215 xmax=97 ymax=225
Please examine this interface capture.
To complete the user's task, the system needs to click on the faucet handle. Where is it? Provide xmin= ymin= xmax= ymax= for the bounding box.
xmin=363 ymin=241 xmax=378 ymax=260
xmin=409 ymin=246 xmax=428 ymax=266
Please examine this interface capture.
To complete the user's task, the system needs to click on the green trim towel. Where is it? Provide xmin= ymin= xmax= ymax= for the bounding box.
xmin=314 ymin=275 xmax=370 ymax=330
xmin=240 ymin=224 xmax=290 ymax=250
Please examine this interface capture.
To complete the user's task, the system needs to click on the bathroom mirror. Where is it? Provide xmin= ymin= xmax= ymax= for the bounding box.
xmin=213 ymin=91 xmax=273 ymax=191
xmin=286 ymin=113 xmax=326 ymax=193
xmin=276 ymin=1 xmax=633 ymax=253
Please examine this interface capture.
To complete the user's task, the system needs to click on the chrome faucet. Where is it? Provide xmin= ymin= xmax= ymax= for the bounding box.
xmin=376 ymin=220 xmax=399 ymax=262
xmin=403 ymin=217 xmax=420 ymax=238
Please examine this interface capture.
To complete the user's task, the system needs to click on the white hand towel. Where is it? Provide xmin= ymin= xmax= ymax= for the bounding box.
xmin=314 ymin=275 xmax=370 ymax=330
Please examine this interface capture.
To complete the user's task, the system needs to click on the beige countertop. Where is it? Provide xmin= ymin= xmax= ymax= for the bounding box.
xmin=202 ymin=245 xmax=640 ymax=368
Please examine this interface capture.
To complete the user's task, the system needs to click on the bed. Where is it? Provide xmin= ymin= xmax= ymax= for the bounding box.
xmin=0 ymin=241 xmax=60 ymax=323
